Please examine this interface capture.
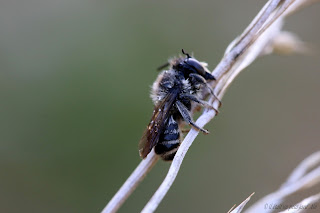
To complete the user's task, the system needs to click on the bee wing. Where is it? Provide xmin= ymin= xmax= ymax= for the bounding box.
xmin=139 ymin=90 xmax=178 ymax=158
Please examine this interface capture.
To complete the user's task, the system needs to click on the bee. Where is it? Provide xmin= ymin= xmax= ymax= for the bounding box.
xmin=139 ymin=50 xmax=219 ymax=161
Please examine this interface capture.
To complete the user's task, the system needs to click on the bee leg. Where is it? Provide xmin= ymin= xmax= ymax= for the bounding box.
xmin=179 ymin=94 xmax=219 ymax=115
xmin=176 ymin=100 xmax=209 ymax=134
xmin=189 ymin=73 xmax=222 ymax=108
xmin=206 ymin=85 xmax=222 ymax=108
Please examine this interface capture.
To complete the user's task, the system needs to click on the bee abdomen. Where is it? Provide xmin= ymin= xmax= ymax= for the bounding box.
xmin=155 ymin=116 xmax=180 ymax=161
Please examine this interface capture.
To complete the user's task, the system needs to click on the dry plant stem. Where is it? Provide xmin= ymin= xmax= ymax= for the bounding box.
xmin=102 ymin=150 xmax=159 ymax=213
xmin=213 ymin=0 xmax=282 ymax=79
xmin=245 ymin=151 xmax=320 ymax=213
xmin=142 ymin=0 xmax=319 ymax=212
xmin=228 ymin=152 xmax=320 ymax=213
xmin=102 ymin=0 xmax=320 ymax=212
xmin=215 ymin=0 xmax=312 ymax=81
xmin=282 ymin=151 xmax=320 ymax=188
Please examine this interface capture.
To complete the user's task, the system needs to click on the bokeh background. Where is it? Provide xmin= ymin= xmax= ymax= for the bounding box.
xmin=1 ymin=0 xmax=320 ymax=212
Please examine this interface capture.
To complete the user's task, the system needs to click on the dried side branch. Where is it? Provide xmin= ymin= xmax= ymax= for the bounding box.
xmin=228 ymin=152 xmax=320 ymax=213
xmin=228 ymin=193 xmax=255 ymax=213
xmin=282 ymin=151 xmax=320 ymax=188
xmin=244 ymin=151 xmax=320 ymax=213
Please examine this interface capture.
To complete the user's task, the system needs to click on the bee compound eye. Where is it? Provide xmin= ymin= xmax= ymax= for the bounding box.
xmin=185 ymin=58 xmax=206 ymax=76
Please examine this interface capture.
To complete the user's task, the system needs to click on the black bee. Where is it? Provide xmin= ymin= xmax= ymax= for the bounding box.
xmin=139 ymin=50 xmax=219 ymax=161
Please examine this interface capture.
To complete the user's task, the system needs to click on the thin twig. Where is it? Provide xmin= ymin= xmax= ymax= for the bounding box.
xmin=228 ymin=193 xmax=255 ymax=213
xmin=102 ymin=150 xmax=159 ymax=213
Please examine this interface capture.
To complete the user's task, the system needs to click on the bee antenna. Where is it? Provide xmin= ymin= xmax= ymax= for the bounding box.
xmin=182 ymin=49 xmax=191 ymax=58
xmin=157 ymin=62 xmax=170 ymax=71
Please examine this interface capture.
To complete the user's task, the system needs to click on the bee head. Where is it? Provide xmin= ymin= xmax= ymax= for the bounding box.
xmin=175 ymin=49 xmax=215 ymax=80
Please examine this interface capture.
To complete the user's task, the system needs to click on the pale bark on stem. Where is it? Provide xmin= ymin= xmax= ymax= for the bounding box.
xmin=102 ymin=0 xmax=319 ymax=212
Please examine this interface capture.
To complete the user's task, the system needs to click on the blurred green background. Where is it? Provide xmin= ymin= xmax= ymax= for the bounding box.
xmin=1 ymin=0 xmax=320 ymax=212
